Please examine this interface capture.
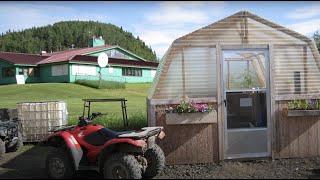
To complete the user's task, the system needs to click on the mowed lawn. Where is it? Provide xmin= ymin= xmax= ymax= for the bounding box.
xmin=0 ymin=83 xmax=152 ymax=130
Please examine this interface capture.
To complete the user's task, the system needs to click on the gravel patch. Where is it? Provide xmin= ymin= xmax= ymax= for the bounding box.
xmin=1 ymin=144 xmax=320 ymax=179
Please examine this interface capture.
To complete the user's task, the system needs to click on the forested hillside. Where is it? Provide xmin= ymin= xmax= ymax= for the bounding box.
xmin=0 ymin=21 xmax=157 ymax=61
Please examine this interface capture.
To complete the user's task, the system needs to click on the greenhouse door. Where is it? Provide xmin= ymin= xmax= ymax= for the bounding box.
xmin=222 ymin=48 xmax=270 ymax=159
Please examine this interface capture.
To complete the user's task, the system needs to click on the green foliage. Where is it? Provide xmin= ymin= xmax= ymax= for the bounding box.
xmin=176 ymin=101 xmax=196 ymax=113
xmin=240 ymin=70 xmax=254 ymax=88
xmin=92 ymin=111 xmax=146 ymax=131
xmin=166 ymin=100 xmax=213 ymax=113
xmin=287 ymin=99 xmax=320 ymax=110
xmin=75 ymin=79 xmax=125 ymax=89
xmin=0 ymin=21 xmax=157 ymax=61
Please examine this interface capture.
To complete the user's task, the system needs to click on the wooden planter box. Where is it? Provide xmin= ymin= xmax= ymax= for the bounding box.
xmin=165 ymin=111 xmax=217 ymax=125
xmin=287 ymin=109 xmax=320 ymax=117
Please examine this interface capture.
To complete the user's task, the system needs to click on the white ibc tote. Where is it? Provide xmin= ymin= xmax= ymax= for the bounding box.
xmin=16 ymin=101 xmax=68 ymax=142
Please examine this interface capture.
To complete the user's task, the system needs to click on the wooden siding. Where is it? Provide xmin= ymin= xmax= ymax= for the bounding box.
xmin=274 ymin=100 xmax=320 ymax=158
xmin=155 ymin=104 xmax=219 ymax=165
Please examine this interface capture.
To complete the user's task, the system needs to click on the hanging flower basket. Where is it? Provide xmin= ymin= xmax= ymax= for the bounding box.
xmin=165 ymin=100 xmax=216 ymax=125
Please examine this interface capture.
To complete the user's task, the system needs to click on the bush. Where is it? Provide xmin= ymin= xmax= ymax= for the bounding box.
xmin=93 ymin=112 xmax=147 ymax=131
xmin=75 ymin=79 xmax=125 ymax=89
xmin=68 ymin=112 xmax=147 ymax=131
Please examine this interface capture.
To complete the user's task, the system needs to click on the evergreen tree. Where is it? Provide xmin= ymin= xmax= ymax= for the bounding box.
xmin=0 ymin=21 xmax=157 ymax=61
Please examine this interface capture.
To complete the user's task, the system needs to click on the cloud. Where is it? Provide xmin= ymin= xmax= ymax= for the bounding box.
xmin=287 ymin=4 xmax=320 ymax=19
xmin=137 ymin=1 xmax=227 ymax=58
xmin=286 ymin=19 xmax=320 ymax=35
xmin=146 ymin=3 xmax=208 ymax=25
xmin=133 ymin=27 xmax=192 ymax=58
xmin=145 ymin=1 xmax=225 ymax=26
xmin=0 ymin=2 xmax=108 ymax=33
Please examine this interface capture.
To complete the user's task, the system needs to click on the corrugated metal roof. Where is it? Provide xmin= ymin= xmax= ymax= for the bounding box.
xmin=0 ymin=52 xmax=49 ymax=65
xmin=38 ymin=45 xmax=114 ymax=64
xmin=0 ymin=45 xmax=156 ymax=66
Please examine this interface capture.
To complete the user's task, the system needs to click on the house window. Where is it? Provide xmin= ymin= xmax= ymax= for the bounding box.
xmin=2 ymin=67 xmax=15 ymax=77
xmin=18 ymin=67 xmax=39 ymax=77
xmin=294 ymin=71 xmax=301 ymax=94
xmin=52 ymin=64 xmax=68 ymax=76
xmin=122 ymin=67 xmax=142 ymax=77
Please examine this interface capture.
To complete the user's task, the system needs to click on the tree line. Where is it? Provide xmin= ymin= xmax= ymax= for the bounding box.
xmin=0 ymin=21 xmax=158 ymax=61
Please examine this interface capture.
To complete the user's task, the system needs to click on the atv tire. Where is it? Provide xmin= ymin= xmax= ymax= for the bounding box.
xmin=45 ymin=147 xmax=75 ymax=179
xmin=143 ymin=144 xmax=165 ymax=178
xmin=6 ymin=131 xmax=23 ymax=153
xmin=104 ymin=152 xmax=142 ymax=179
xmin=0 ymin=139 xmax=5 ymax=158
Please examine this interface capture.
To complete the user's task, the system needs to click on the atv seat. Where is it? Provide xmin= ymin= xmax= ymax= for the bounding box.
xmin=101 ymin=128 xmax=134 ymax=139
xmin=84 ymin=128 xmax=135 ymax=146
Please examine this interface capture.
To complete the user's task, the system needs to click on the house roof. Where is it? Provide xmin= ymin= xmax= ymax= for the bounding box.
xmin=0 ymin=44 xmax=153 ymax=66
xmin=71 ymin=55 xmax=158 ymax=68
xmin=38 ymin=45 xmax=114 ymax=64
xmin=0 ymin=52 xmax=49 ymax=65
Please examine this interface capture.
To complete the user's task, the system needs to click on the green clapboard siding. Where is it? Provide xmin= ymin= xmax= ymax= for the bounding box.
xmin=69 ymin=63 xmax=154 ymax=83
xmin=39 ymin=64 xmax=70 ymax=83
xmin=0 ymin=60 xmax=17 ymax=85
xmin=0 ymin=59 xmax=155 ymax=85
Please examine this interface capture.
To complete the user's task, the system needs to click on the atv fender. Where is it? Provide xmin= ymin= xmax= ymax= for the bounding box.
xmin=45 ymin=131 xmax=83 ymax=170
xmin=98 ymin=139 xmax=147 ymax=173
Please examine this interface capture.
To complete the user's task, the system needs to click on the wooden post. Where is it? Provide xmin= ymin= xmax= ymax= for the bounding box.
xmin=303 ymin=46 xmax=308 ymax=93
xmin=240 ymin=12 xmax=248 ymax=44
xmin=244 ymin=15 xmax=248 ymax=44
xmin=147 ymin=98 xmax=156 ymax=127
xmin=216 ymin=43 xmax=224 ymax=161
xmin=98 ymin=67 xmax=102 ymax=89
xmin=181 ymin=48 xmax=187 ymax=99
xmin=269 ymin=44 xmax=276 ymax=159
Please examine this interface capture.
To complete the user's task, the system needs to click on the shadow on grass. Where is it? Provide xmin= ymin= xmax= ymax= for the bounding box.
xmin=0 ymin=143 xmax=101 ymax=179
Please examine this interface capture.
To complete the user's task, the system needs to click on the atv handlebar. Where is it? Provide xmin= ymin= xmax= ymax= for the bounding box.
xmin=78 ymin=112 xmax=107 ymax=126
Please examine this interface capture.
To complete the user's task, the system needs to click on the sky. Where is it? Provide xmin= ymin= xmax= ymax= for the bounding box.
xmin=1 ymin=1 xmax=320 ymax=58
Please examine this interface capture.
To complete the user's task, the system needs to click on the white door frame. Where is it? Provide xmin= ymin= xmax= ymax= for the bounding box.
xmin=220 ymin=46 xmax=271 ymax=159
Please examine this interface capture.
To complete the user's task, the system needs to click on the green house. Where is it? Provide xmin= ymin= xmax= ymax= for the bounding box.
xmin=0 ymin=37 xmax=158 ymax=85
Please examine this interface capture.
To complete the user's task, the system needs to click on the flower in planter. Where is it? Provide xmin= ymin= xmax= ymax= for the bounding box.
xmin=165 ymin=100 xmax=213 ymax=113
xmin=288 ymin=99 xmax=320 ymax=110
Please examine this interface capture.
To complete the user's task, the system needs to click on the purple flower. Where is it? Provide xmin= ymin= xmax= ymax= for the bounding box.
xmin=309 ymin=99 xmax=317 ymax=109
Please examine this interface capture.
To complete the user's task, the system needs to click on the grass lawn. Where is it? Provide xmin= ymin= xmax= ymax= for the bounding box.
xmin=0 ymin=83 xmax=152 ymax=130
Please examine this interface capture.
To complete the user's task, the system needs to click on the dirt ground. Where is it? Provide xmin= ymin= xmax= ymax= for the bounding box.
xmin=1 ymin=144 xmax=320 ymax=179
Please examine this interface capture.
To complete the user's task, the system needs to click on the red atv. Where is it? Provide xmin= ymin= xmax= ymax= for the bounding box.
xmin=42 ymin=98 xmax=165 ymax=179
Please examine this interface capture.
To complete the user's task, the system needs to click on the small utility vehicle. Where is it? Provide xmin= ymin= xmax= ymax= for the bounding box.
xmin=42 ymin=98 xmax=165 ymax=179
xmin=0 ymin=108 xmax=23 ymax=157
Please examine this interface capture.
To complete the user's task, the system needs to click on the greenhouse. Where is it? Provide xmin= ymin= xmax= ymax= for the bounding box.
xmin=147 ymin=11 xmax=320 ymax=165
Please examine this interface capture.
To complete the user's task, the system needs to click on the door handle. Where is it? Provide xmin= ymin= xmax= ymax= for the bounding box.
xmin=224 ymin=99 xmax=227 ymax=107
